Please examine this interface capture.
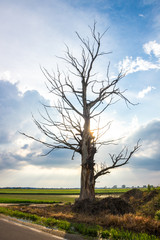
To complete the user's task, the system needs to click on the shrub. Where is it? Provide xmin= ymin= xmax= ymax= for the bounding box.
xmin=155 ymin=210 xmax=160 ymax=220
xmin=148 ymin=185 xmax=151 ymax=192
xmin=101 ymin=229 xmax=110 ymax=238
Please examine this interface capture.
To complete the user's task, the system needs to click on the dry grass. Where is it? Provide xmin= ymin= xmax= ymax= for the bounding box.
xmin=9 ymin=203 xmax=160 ymax=237
xmin=6 ymin=189 xmax=160 ymax=237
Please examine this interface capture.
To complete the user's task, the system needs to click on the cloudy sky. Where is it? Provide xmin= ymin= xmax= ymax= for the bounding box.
xmin=0 ymin=0 xmax=160 ymax=188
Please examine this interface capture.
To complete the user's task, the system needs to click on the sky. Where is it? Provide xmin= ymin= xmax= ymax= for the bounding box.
xmin=0 ymin=0 xmax=160 ymax=188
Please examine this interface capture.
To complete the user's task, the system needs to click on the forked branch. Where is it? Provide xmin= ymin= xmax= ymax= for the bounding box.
xmin=94 ymin=140 xmax=141 ymax=180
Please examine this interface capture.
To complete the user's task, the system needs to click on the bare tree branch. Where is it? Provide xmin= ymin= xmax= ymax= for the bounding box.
xmin=21 ymin=22 xmax=140 ymax=200
xmin=94 ymin=140 xmax=141 ymax=180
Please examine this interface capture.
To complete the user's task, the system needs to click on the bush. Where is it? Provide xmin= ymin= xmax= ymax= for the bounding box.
xmin=148 ymin=185 xmax=151 ymax=192
xmin=155 ymin=210 xmax=160 ymax=220
xmin=101 ymin=229 xmax=110 ymax=238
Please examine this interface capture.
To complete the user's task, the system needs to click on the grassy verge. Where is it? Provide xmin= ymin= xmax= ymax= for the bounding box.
xmin=0 ymin=207 xmax=159 ymax=240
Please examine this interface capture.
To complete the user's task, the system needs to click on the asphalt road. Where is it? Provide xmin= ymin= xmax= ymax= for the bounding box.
xmin=0 ymin=218 xmax=67 ymax=240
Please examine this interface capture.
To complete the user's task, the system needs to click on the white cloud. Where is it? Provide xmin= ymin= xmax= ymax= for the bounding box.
xmin=126 ymin=119 xmax=160 ymax=171
xmin=0 ymin=80 xmax=160 ymax=187
xmin=0 ymin=165 xmax=80 ymax=188
xmin=0 ymin=1 xmax=101 ymax=97
xmin=96 ymin=167 xmax=160 ymax=188
xmin=0 ymin=71 xmax=11 ymax=81
xmin=0 ymin=0 xmax=159 ymax=188
xmin=138 ymin=86 xmax=155 ymax=98
xmin=139 ymin=14 xmax=145 ymax=18
xmin=119 ymin=56 xmax=160 ymax=74
xmin=143 ymin=40 xmax=160 ymax=57
xmin=119 ymin=40 xmax=160 ymax=74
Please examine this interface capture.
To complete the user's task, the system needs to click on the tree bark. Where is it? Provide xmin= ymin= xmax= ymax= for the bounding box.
xmin=80 ymin=163 xmax=95 ymax=200
xmin=79 ymin=118 xmax=96 ymax=200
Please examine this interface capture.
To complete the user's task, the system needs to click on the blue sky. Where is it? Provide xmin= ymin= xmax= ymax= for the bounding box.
xmin=0 ymin=0 xmax=160 ymax=188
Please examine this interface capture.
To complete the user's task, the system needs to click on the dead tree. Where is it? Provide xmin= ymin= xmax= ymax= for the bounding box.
xmin=21 ymin=22 xmax=140 ymax=201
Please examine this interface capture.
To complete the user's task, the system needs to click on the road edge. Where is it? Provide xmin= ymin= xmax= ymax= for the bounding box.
xmin=0 ymin=214 xmax=85 ymax=240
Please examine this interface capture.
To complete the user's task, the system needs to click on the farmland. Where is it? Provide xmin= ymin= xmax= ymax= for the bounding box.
xmin=0 ymin=187 xmax=132 ymax=195
xmin=0 ymin=188 xmax=131 ymax=204
xmin=0 ymin=188 xmax=159 ymax=239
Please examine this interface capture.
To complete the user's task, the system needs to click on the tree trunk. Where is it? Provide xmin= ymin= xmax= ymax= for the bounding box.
xmin=79 ymin=161 xmax=95 ymax=200
xmin=79 ymin=118 xmax=96 ymax=200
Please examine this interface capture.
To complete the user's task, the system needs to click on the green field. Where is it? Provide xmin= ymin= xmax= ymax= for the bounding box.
xmin=0 ymin=188 xmax=132 ymax=195
xmin=0 ymin=188 xmax=80 ymax=195
xmin=0 ymin=194 xmax=77 ymax=203
xmin=0 ymin=188 xmax=144 ymax=204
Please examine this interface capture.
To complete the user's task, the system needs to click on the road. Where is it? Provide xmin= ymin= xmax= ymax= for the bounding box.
xmin=0 ymin=218 xmax=67 ymax=240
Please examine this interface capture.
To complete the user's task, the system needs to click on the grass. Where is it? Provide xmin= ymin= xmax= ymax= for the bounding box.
xmin=0 ymin=188 xmax=129 ymax=204
xmin=0 ymin=188 xmax=80 ymax=195
xmin=0 ymin=188 xmax=136 ymax=195
xmin=0 ymin=194 xmax=76 ymax=203
xmin=0 ymin=187 xmax=152 ymax=204
xmin=0 ymin=207 xmax=159 ymax=240
xmin=0 ymin=188 xmax=159 ymax=239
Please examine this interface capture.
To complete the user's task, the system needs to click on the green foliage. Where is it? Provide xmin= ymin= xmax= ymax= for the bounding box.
xmin=73 ymin=223 xmax=101 ymax=237
xmin=155 ymin=210 xmax=160 ymax=220
xmin=57 ymin=220 xmax=71 ymax=231
xmin=0 ymin=207 xmax=40 ymax=222
xmin=148 ymin=185 xmax=151 ymax=192
xmin=42 ymin=217 xmax=58 ymax=227
xmin=101 ymin=229 xmax=110 ymax=238
xmin=101 ymin=228 xmax=159 ymax=240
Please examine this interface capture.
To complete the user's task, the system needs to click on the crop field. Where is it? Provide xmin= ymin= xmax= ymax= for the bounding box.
xmin=0 ymin=188 xmax=132 ymax=195
xmin=0 ymin=188 xmax=80 ymax=195
xmin=0 ymin=188 xmax=148 ymax=204
xmin=0 ymin=194 xmax=77 ymax=203
xmin=0 ymin=188 xmax=129 ymax=203
xmin=0 ymin=188 xmax=131 ymax=203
